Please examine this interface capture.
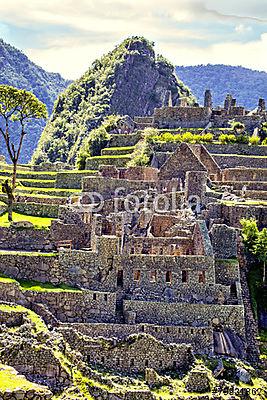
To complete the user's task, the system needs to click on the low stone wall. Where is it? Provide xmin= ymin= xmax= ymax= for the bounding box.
xmin=55 ymin=171 xmax=98 ymax=189
xmin=14 ymin=202 xmax=59 ymax=218
xmin=60 ymin=323 xmax=213 ymax=353
xmin=82 ymin=176 xmax=158 ymax=200
xmin=109 ymin=133 xmax=142 ymax=147
xmin=207 ymin=203 xmax=267 ymax=229
xmin=222 ymin=168 xmax=267 ymax=182
xmin=123 ymin=300 xmax=245 ymax=337
xmin=86 ymin=156 xmax=131 ymax=170
xmin=0 ymin=253 xmax=58 ymax=282
xmin=209 ymin=224 xmax=237 ymax=259
xmin=213 ymin=154 xmax=267 ymax=169
xmin=59 ymin=331 xmax=195 ymax=373
xmin=154 ymin=106 xmax=211 ymax=129
xmin=0 ymin=228 xmax=54 ymax=251
xmin=0 ymin=280 xmax=116 ymax=323
xmin=24 ymin=289 xmax=117 ymax=323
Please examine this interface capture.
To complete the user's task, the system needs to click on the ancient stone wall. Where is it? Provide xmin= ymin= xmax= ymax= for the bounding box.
xmin=0 ymin=228 xmax=54 ymax=251
xmin=14 ymin=202 xmax=59 ymax=218
xmin=154 ymin=106 xmax=212 ymax=129
xmin=222 ymin=168 xmax=267 ymax=182
xmin=55 ymin=171 xmax=97 ymax=189
xmin=215 ymin=259 xmax=240 ymax=285
xmin=123 ymin=301 xmax=245 ymax=336
xmin=214 ymin=155 xmax=267 ymax=169
xmin=209 ymin=224 xmax=238 ymax=259
xmin=60 ymin=332 xmax=195 ymax=373
xmin=59 ymin=323 xmax=213 ymax=353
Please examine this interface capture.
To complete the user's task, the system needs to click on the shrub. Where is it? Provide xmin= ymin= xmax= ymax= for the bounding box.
xmin=235 ymin=134 xmax=249 ymax=144
xmin=193 ymin=134 xmax=203 ymax=144
xmin=262 ymin=138 xmax=267 ymax=146
xmin=249 ymin=136 xmax=261 ymax=146
xmin=203 ymin=133 xmax=214 ymax=143
xmin=161 ymin=132 xmax=175 ymax=142
xmin=219 ymin=134 xmax=236 ymax=144
xmin=127 ymin=140 xmax=152 ymax=167
xmin=231 ymin=121 xmax=245 ymax=132
xmin=181 ymin=132 xmax=194 ymax=143
xmin=143 ymin=127 xmax=160 ymax=144
xmin=174 ymin=134 xmax=182 ymax=142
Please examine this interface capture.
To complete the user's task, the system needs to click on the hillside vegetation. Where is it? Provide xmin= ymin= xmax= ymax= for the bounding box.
xmin=33 ymin=36 xmax=194 ymax=165
xmin=0 ymin=39 xmax=70 ymax=163
xmin=176 ymin=64 xmax=267 ymax=109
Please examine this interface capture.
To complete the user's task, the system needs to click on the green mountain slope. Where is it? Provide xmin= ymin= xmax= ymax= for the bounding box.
xmin=175 ymin=64 xmax=267 ymax=109
xmin=0 ymin=39 xmax=70 ymax=163
xmin=33 ymin=36 xmax=194 ymax=165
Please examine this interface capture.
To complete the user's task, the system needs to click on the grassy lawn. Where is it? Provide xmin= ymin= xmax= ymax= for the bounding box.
xmin=0 ymin=303 xmax=47 ymax=333
xmin=0 ymin=211 xmax=54 ymax=229
xmin=0 ymin=364 xmax=47 ymax=391
xmin=20 ymin=279 xmax=82 ymax=292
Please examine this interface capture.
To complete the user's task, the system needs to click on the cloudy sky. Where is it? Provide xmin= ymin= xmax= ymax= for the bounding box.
xmin=0 ymin=0 xmax=266 ymax=79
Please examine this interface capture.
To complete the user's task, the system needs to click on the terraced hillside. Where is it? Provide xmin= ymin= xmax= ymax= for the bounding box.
xmin=0 ymin=167 xmax=98 ymax=224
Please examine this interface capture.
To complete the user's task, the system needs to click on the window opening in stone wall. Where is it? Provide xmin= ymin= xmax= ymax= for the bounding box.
xmin=116 ymin=358 xmax=120 ymax=366
xmin=182 ymin=270 xmax=188 ymax=283
xmin=198 ymin=271 xmax=206 ymax=283
xmin=133 ymin=269 xmax=141 ymax=282
xmin=145 ymin=359 xmax=149 ymax=367
xmin=173 ymin=361 xmax=177 ymax=368
xmin=150 ymin=270 xmax=157 ymax=282
xmin=166 ymin=271 xmax=172 ymax=283
xmin=130 ymin=358 xmax=134 ymax=366
xmin=117 ymin=270 xmax=123 ymax=287
xmin=104 ymin=294 xmax=108 ymax=301
xmin=93 ymin=293 xmax=97 ymax=300
xmin=101 ymin=356 xmax=105 ymax=363
xmin=131 ymin=247 xmax=135 ymax=254
xmin=160 ymin=247 xmax=164 ymax=255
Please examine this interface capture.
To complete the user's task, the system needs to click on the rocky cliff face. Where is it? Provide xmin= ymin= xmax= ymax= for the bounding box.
xmin=0 ymin=39 xmax=70 ymax=163
xmin=33 ymin=37 xmax=194 ymax=164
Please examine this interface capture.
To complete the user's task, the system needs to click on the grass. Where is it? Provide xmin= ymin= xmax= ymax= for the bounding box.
xmin=87 ymin=154 xmax=132 ymax=160
xmin=20 ymin=279 xmax=82 ymax=292
xmin=0 ymin=364 xmax=47 ymax=391
xmin=103 ymin=146 xmax=135 ymax=151
xmin=221 ymin=200 xmax=267 ymax=206
xmin=0 ymin=250 xmax=57 ymax=256
xmin=0 ymin=303 xmax=47 ymax=333
xmin=0 ymin=211 xmax=54 ymax=229
xmin=0 ymin=273 xmax=81 ymax=293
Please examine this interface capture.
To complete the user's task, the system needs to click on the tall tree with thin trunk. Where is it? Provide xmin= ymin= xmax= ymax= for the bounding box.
xmin=0 ymin=85 xmax=47 ymax=221
xmin=253 ymin=228 xmax=267 ymax=284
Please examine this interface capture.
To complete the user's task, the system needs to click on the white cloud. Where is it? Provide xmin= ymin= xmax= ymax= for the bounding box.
xmin=0 ymin=0 xmax=266 ymax=78
xmin=235 ymin=24 xmax=252 ymax=34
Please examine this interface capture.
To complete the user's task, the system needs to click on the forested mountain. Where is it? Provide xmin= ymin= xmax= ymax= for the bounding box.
xmin=0 ymin=39 xmax=70 ymax=163
xmin=175 ymin=64 xmax=267 ymax=109
xmin=33 ymin=36 xmax=194 ymax=165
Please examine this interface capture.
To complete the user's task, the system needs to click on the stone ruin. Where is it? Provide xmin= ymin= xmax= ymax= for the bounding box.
xmin=134 ymin=90 xmax=267 ymax=132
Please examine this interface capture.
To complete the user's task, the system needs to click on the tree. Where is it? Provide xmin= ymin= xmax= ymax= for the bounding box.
xmin=0 ymin=85 xmax=47 ymax=221
xmin=240 ymin=218 xmax=259 ymax=253
xmin=253 ymin=228 xmax=267 ymax=284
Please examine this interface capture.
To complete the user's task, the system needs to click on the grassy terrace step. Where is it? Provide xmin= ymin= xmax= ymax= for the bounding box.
xmin=212 ymin=153 xmax=267 ymax=158
xmin=16 ymin=186 xmax=80 ymax=197
xmin=101 ymin=146 xmax=135 ymax=156
xmin=0 ymin=212 xmax=55 ymax=229
xmin=0 ymin=273 xmax=81 ymax=293
xmin=0 ymin=169 xmax=57 ymax=180
xmin=18 ymin=178 xmax=56 ymax=188
xmin=85 ymin=154 xmax=131 ymax=170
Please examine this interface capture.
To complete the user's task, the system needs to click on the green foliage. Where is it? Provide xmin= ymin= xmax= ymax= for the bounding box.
xmin=249 ymin=136 xmax=261 ymax=145
xmin=230 ymin=121 xmax=245 ymax=131
xmin=240 ymin=218 xmax=259 ymax=253
xmin=127 ymin=140 xmax=152 ymax=167
xmin=218 ymin=134 xmax=236 ymax=144
xmin=33 ymin=36 xmax=194 ymax=165
xmin=77 ymin=119 xmax=112 ymax=169
xmin=235 ymin=134 xmax=249 ymax=144
xmin=262 ymin=138 xmax=267 ymax=145
xmin=0 ymin=39 xmax=69 ymax=163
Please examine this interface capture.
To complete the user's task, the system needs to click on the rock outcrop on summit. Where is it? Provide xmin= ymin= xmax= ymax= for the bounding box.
xmin=33 ymin=37 xmax=194 ymax=164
